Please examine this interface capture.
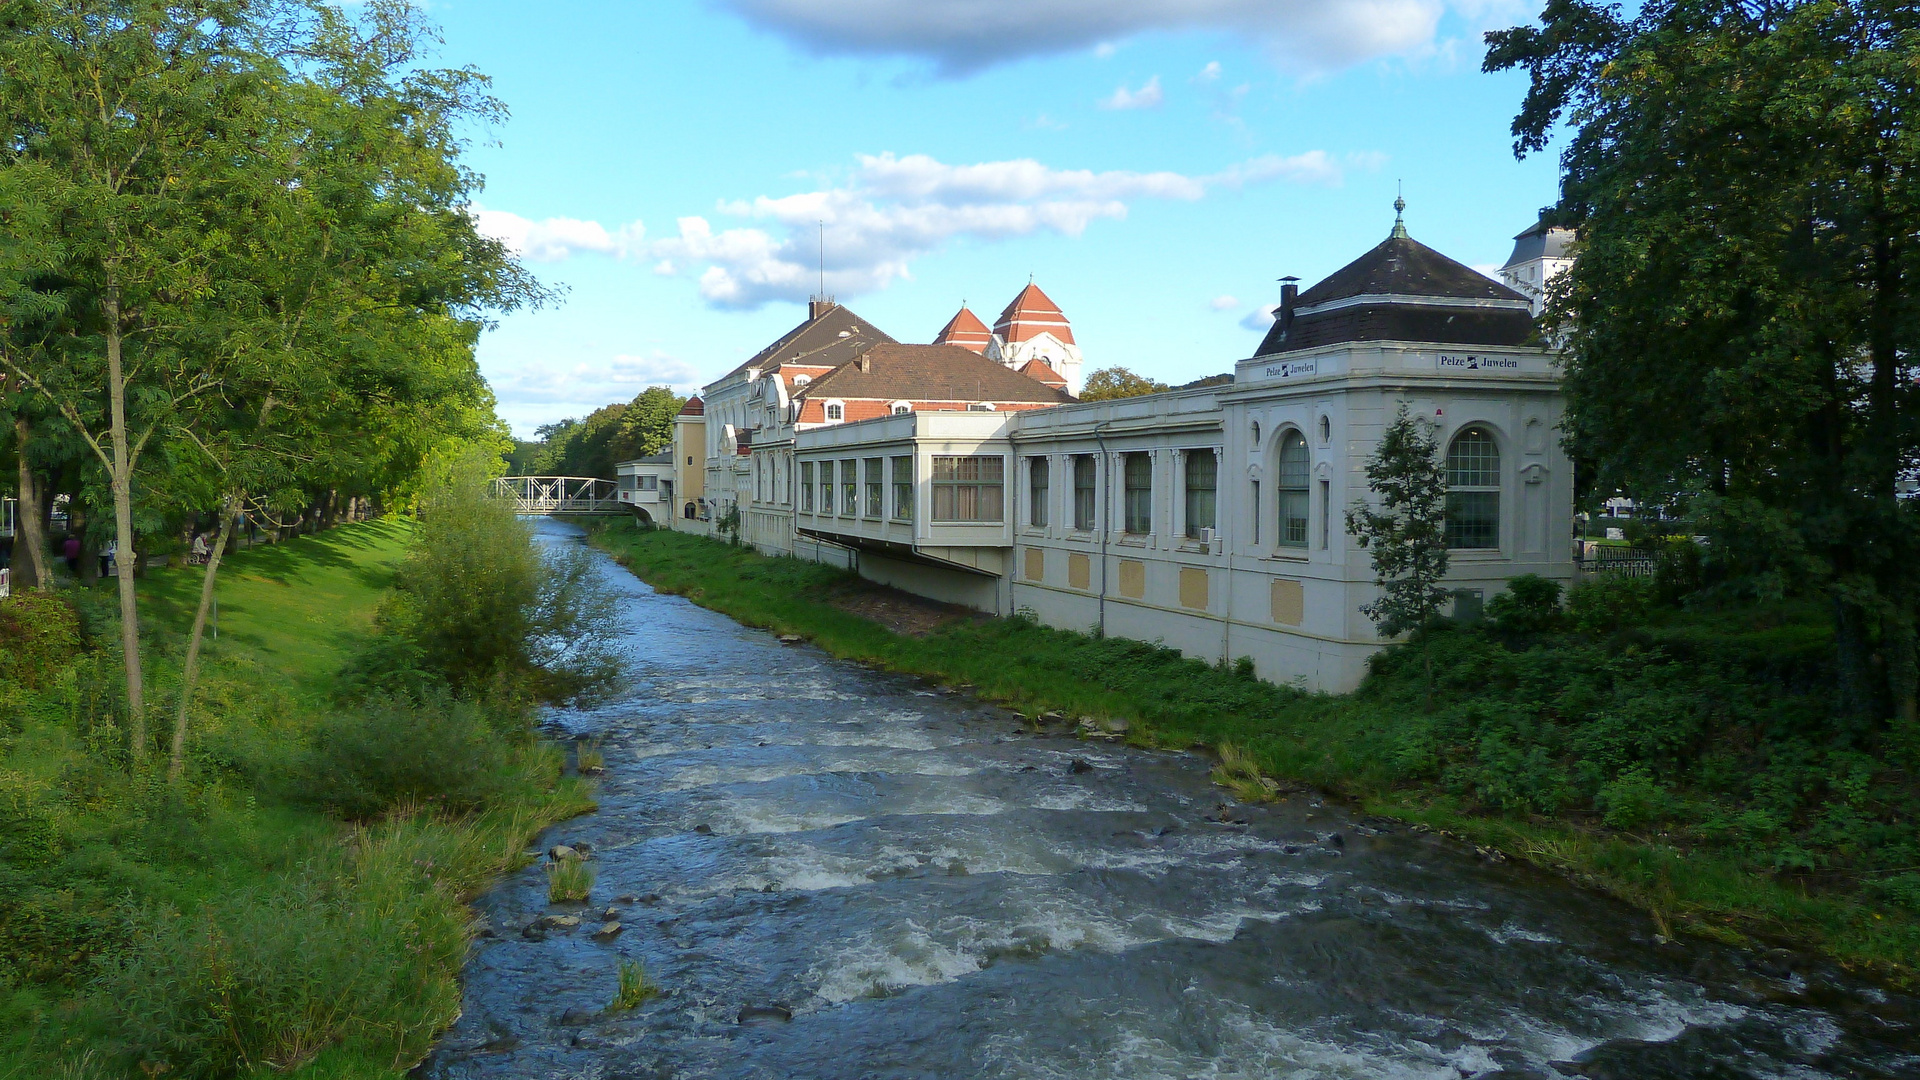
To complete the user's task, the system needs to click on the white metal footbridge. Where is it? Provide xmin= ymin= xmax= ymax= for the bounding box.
xmin=492 ymin=476 xmax=625 ymax=515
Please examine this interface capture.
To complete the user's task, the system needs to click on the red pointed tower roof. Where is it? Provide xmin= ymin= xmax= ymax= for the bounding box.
xmin=932 ymin=305 xmax=991 ymax=354
xmin=678 ymin=396 xmax=704 ymax=416
xmin=992 ymin=283 xmax=1075 ymax=346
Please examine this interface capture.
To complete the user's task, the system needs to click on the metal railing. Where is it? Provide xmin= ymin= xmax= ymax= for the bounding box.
xmin=1573 ymin=541 xmax=1658 ymax=577
xmin=491 ymin=476 xmax=626 ymax=515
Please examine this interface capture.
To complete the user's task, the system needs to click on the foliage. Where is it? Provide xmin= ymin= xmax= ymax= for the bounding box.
xmin=1077 ymin=367 xmax=1169 ymax=401
xmin=381 ymin=451 xmax=618 ymax=702
xmin=546 ymin=858 xmax=594 ymax=903
xmin=0 ymin=593 xmax=81 ymax=688
xmin=1485 ymin=574 xmax=1565 ymax=634
xmin=528 ymin=386 xmax=687 ymax=479
xmin=295 ymin=695 xmax=522 ymax=821
xmin=609 ymin=959 xmax=659 ymax=1011
xmin=1486 ymin=0 xmax=1920 ymax=723
xmin=1346 ymin=407 xmax=1450 ymax=636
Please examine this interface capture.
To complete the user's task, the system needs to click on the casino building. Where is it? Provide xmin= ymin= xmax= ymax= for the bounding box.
xmin=667 ymin=205 xmax=1574 ymax=692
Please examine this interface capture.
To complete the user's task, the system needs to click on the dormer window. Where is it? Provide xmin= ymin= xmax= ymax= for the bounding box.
xmin=890 ymin=401 xmax=912 ymax=415
xmin=967 ymin=403 xmax=996 ymax=412
xmin=793 ymin=374 xmax=812 ymax=387
xmin=825 ymin=401 xmax=845 ymax=422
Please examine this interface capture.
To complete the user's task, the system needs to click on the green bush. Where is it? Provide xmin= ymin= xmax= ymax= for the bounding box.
xmin=0 ymin=593 xmax=81 ymax=689
xmin=385 ymin=450 xmax=617 ymax=702
xmin=1566 ymin=573 xmax=1656 ymax=632
xmin=1485 ymin=574 xmax=1564 ymax=634
xmin=298 ymin=695 xmax=517 ymax=821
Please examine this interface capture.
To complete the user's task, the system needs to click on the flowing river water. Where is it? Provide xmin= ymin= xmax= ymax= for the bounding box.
xmin=420 ymin=522 xmax=1920 ymax=1079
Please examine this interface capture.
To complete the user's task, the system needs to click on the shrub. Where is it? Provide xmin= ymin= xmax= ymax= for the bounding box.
xmin=1566 ymin=574 xmax=1656 ymax=633
xmin=298 ymin=695 xmax=517 ymax=821
xmin=547 ymin=858 xmax=594 ymax=903
xmin=0 ymin=593 xmax=81 ymax=688
xmin=1485 ymin=574 xmax=1565 ymax=634
xmin=609 ymin=959 xmax=659 ymax=1010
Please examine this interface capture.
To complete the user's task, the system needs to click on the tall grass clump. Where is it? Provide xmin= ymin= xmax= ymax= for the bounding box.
xmin=358 ymin=449 xmax=619 ymax=704
xmin=609 ymin=959 xmax=659 ymax=1010
xmin=547 ymin=857 xmax=595 ymax=902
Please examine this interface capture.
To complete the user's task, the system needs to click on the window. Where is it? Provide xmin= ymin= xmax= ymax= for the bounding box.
xmin=1123 ymin=453 xmax=1152 ymax=535
xmin=891 ymin=456 xmax=913 ymax=520
xmin=1251 ymin=421 xmax=1261 ymax=447
xmin=864 ymin=458 xmax=883 ymax=519
xmin=892 ymin=403 xmax=911 ymax=415
xmin=1319 ymin=479 xmax=1330 ymax=549
xmin=800 ymin=461 xmax=814 ymax=511
xmin=825 ymin=402 xmax=844 ymax=421
xmin=820 ymin=460 xmax=834 ymax=514
xmin=1251 ymin=480 xmax=1260 ymax=544
xmin=639 ymin=475 xmax=658 ymax=492
xmin=1277 ymin=430 xmax=1309 ymax=548
xmin=841 ymin=459 xmax=859 ymax=516
xmin=1073 ymin=455 xmax=1096 ymax=531
xmin=1319 ymin=414 xmax=1332 ymax=444
xmin=1029 ymin=456 xmax=1049 ymax=528
xmin=932 ymin=455 xmax=1004 ymax=522
xmin=967 ymin=403 xmax=996 ymax=411
xmin=619 ymin=474 xmax=636 ymax=491
xmin=1446 ymin=427 xmax=1501 ymax=549
xmin=1184 ymin=450 xmax=1216 ymax=539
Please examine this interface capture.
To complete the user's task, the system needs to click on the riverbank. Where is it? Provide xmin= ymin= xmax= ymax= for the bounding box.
xmin=0 ymin=519 xmax=594 ymax=1079
xmin=587 ymin=521 xmax=1920 ymax=990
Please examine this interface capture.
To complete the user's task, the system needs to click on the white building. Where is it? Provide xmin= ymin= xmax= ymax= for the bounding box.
xmin=1499 ymin=217 xmax=1576 ymax=316
xmin=614 ymin=452 xmax=676 ymax=524
xmin=782 ymin=210 xmax=1574 ymax=692
xmin=933 ymin=284 xmax=1085 ymax=397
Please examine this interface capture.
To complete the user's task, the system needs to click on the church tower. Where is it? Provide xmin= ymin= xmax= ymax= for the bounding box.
xmin=1499 ymin=218 xmax=1575 ymax=317
xmin=986 ymin=283 xmax=1084 ymax=396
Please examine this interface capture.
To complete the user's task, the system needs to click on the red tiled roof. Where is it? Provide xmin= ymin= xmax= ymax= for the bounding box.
xmin=992 ymin=283 xmax=1075 ymax=346
xmin=1017 ymin=358 xmax=1068 ymax=388
xmin=932 ymin=305 xmax=991 ymax=354
xmin=678 ymin=396 xmax=704 ymax=416
xmin=794 ymin=343 xmax=1074 ymax=407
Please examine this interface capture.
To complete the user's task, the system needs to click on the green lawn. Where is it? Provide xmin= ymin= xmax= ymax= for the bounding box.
xmin=589 ymin=521 xmax=1920 ymax=990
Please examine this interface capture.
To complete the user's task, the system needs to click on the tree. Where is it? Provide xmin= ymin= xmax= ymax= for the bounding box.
xmin=1346 ymin=406 xmax=1450 ymax=637
xmin=1487 ymin=0 xmax=1920 ymax=721
xmin=1078 ymin=367 xmax=1169 ymax=401
xmin=614 ymin=386 xmax=685 ymax=460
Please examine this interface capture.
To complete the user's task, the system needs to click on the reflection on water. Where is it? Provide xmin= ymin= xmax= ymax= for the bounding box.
xmin=420 ymin=521 xmax=1920 ymax=1079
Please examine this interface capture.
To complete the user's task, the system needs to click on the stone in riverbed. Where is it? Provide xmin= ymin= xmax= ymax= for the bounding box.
xmin=1067 ymin=758 xmax=1093 ymax=775
xmin=549 ymin=844 xmax=583 ymax=862
xmin=738 ymin=1005 xmax=792 ymax=1025
xmin=778 ymin=634 xmax=802 ymax=643
xmin=693 ymin=824 xmax=713 ymax=835
xmin=591 ymin=921 xmax=622 ymax=940
xmin=535 ymin=914 xmax=581 ymax=931
xmin=557 ymin=1007 xmax=598 ymax=1026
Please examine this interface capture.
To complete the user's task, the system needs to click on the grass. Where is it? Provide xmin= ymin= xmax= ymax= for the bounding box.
xmin=0 ymin=520 xmax=595 ymax=1078
xmin=588 ymin=520 xmax=1920 ymax=990
xmin=607 ymin=959 xmax=659 ymax=1011
xmin=576 ymin=738 xmax=605 ymax=775
xmin=546 ymin=857 xmax=595 ymax=903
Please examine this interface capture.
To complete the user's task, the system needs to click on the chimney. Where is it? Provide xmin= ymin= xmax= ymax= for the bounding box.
xmin=858 ymin=350 xmax=872 ymax=374
xmin=809 ymin=294 xmax=836 ymax=320
xmin=1279 ymin=277 xmax=1299 ymax=335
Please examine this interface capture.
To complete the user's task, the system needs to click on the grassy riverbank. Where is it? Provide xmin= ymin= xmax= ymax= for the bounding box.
xmin=589 ymin=521 xmax=1920 ymax=988
xmin=0 ymin=519 xmax=594 ymax=1079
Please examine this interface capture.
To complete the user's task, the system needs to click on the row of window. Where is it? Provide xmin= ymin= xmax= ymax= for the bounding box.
xmin=788 ymin=426 xmax=1504 ymax=547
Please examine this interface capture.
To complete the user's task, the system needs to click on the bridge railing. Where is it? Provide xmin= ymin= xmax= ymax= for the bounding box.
xmin=491 ymin=476 xmax=626 ymax=515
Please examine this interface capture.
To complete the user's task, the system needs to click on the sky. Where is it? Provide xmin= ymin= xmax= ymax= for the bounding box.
xmin=428 ymin=1 xmax=1563 ymax=437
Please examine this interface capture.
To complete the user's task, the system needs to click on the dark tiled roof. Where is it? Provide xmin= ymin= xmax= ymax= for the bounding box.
xmin=1504 ymin=219 xmax=1576 ymax=267
xmin=722 ymin=303 xmax=896 ymax=381
xmin=1256 ymin=233 xmax=1536 ymax=356
xmin=618 ymin=451 xmax=674 ymax=466
xmin=1294 ymin=235 xmax=1525 ymax=308
xmin=677 ymin=396 xmax=704 ymax=416
xmin=796 ymin=344 xmax=1075 ymax=405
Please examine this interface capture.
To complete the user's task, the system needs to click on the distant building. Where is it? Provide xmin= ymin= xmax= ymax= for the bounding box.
xmin=1499 ymin=218 xmax=1575 ymax=316
xmin=613 ymin=451 xmax=675 ymax=524
xmin=671 ymin=396 xmax=705 ymax=521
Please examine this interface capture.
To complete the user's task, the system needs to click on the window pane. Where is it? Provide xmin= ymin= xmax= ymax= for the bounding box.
xmin=865 ymin=458 xmax=882 ymax=518
xmin=1279 ymin=490 xmax=1310 ymax=547
xmin=891 ymin=456 xmax=913 ymax=520
xmin=1185 ymin=450 xmax=1217 ymax=537
xmin=1446 ymin=429 xmax=1500 ymax=488
xmin=1278 ymin=431 xmax=1310 ymax=487
xmin=1073 ymin=456 xmax=1096 ymax=531
xmin=800 ymin=461 xmax=814 ymax=511
xmin=1446 ymin=490 xmax=1500 ymax=549
xmin=1124 ymin=453 xmax=1152 ymax=534
xmin=1029 ymin=457 xmax=1049 ymax=527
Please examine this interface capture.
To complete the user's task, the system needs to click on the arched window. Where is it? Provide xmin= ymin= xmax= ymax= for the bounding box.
xmin=1276 ymin=430 xmax=1309 ymax=548
xmin=1318 ymin=415 xmax=1331 ymax=444
xmin=1250 ymin=420 xmax=1261 ymax=447
xmin=825 ymin=402 xmax=844 ymax=421
xmin=1445 ymin=427 xmax=1501 ymax=549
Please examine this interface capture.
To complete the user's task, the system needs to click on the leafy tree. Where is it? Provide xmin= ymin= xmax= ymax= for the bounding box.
xmin=529 ymin=386 xmax=684 ymax=478
xmin=615 ymin=386 xmax=685 ymax=460
xmin=1346 ymin=406 xmax=1450 ymax=637
xmin=1487 ymin=0 xmax=1920 ymax=722
xmin=1078 ymin=367 xmax=1170 ymax=401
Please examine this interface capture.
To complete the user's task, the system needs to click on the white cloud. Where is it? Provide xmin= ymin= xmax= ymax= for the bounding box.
xmin=720 ymin=0 xmax=1462 ymax=76
xmin=1210 ymin=295 xmax=1239 ymax=311
xmin=493 ymin=351 xmax=704 ymax=409
xmin=1100 ymin=75 xmax=1163 ymax=110
xmin=1197 ymin=60 xmax=1222 ymax=81
xmin=1240 ymin=304 xmax=1279 ymax=332
xmin=470 ymin=203 xmax=644 ymax=262
xmin=641 ymin=150 xmax=1360 ymax=310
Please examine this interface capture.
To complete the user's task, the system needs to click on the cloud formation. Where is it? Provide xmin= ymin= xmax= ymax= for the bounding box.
xmin=1100 ymin=76 xmax=1163 ymax=110
xmin=1209 ymin=294 xmax=1239 ymax=311
xmin=655 ymin=150 xmax=1362 ymax=309
xmin=472 ymin=149 xmax=1380 ymax=311
xmin=719 ymin=0 xmax=1478 ymax=76
xmin=469 ymin=204 xmax=645 ymax=262
xmin=1240 ymin=303 xmax=1279 ymax=332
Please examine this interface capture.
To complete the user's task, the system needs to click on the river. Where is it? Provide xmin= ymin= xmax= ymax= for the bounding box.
xmin=419 ymin=521 xmax=1920 ymax=1079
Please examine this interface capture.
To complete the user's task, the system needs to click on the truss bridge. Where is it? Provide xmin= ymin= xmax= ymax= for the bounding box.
xmin=492 ymin=476 xmax=625 ymax=515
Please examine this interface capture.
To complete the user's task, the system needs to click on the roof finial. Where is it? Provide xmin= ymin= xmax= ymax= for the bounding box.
xmin=1391 ymin=182 xmax=1408 ymax=239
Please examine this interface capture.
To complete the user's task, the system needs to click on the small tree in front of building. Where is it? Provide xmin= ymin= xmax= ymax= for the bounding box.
xmin=1346 ymin=406 xmax=1449 ymax=637
xmin=1078 ymin=367 xmax=1169 ymax=401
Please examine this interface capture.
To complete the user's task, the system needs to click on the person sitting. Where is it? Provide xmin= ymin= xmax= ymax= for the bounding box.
xmin=190 ymin=532 xmax=210 ymax=565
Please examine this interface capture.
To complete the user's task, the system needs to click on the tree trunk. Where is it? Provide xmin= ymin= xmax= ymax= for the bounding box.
xmin=1834 ymin=594 xmax=1876 ymax=724
xmin=13 ymin=416 xmax=48 ymax=592
xmin=169 ymin=491 xmax=238 ymax=782
xmin=103 ymin=287 xmax=147 ymax=757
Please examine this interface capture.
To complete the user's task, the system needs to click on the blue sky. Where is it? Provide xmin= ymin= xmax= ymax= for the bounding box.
xmin=432 ymin=1 xmax=1561 ymax=436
